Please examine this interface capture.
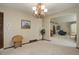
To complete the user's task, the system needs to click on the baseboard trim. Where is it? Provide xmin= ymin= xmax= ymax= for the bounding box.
xmin=3 ymin=39 xmax=50 ymax=50
xmin=4 ymin=46 xmax=14 ymax=50
xmin=40 ymin=39 xmax=51 ymax=41
xmin=3 ymin=40 xmax=39 ymax=50
xmin=4 ymin=42 xmax=29 ymax=50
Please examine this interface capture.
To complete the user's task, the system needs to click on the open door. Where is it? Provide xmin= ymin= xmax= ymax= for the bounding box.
xmin=0 ymin=12 xmax=3 ymax=49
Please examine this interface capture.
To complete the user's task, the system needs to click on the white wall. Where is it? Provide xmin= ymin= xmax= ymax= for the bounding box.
xmin=43 ymin=17 xmax=50 ymax=40
xmin=70 ymin=23 xmax=77 ymax=34
xmin=0 ymin=6 xmax=42 ymax=48
xmin=76 ymin=13 xmax=79 ymax=48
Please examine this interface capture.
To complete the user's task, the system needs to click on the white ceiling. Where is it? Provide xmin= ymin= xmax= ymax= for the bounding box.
xmin=53 ymin=14 xmax=76 ymax=22
xmin=0 ymin=3 xmax=79 ymax=16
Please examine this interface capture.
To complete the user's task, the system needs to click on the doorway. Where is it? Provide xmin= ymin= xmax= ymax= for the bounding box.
xmin=0 ymin=12 xmax=3 ymax=49
xmin=50 ymin=14 xmax=77 ymax=47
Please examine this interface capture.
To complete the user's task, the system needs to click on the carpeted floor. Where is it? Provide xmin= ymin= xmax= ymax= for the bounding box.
xmin=50 ymin=35 xmax=76 ymax=47
xmin=0 ymin=35 xmax=79 ymax=55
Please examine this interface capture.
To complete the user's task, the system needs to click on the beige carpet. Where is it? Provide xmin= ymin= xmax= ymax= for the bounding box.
xmin=50 ymin=35 xmax=76 ymax=47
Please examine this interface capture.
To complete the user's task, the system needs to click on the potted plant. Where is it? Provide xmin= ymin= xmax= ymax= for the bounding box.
xmin=40 ymin=29 xmax=45 ymax=40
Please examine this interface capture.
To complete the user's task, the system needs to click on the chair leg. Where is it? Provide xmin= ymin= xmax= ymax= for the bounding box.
xmin=14 ymin=42 xmax=17 ymax=48
xmin=20 ymin=41 xmax=22 ymax=47
xmin=20 ymin=43 xmax=22 ymax=47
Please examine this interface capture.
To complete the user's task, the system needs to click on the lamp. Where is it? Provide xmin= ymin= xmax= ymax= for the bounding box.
xmin=32 ymin=3 xmax=48 ymax=18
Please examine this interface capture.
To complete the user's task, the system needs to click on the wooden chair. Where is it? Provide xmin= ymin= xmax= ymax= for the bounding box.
xmin=12 ymin=35 xmax=23 ymax=48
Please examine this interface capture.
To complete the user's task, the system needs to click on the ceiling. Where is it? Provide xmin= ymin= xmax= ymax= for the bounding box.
xmin=53 ymin=14 xmax=76 ymax=22
xmin=0 ymin=3 xmax=79 ymax=16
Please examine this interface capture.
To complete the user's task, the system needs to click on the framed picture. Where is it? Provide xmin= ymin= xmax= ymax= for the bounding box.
xmin=21 ymin=20 xmax=31 ymax=29
xmin=57 ymin=26 xmax=61 ymax=30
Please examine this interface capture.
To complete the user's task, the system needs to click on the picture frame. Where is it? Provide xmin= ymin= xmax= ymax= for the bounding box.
xmin=57 ymin=25 xmax=61 ymax=30
xmin=21 ymin=20 xmax=31 ymax=29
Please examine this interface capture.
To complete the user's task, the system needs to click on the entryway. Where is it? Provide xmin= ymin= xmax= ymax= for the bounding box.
xmin=50 ymin=14 xmax=77 ymax=48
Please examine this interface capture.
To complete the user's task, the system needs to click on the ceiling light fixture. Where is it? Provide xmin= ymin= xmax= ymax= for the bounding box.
xmin=32 ymin=3 xmax=48 ymax=18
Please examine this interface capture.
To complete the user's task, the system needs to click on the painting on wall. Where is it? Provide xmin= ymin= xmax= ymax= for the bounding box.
xmin=21 ymin=20 xmax=31 ymax=29
xmin=57 ymin=26 xmax=61 ymax=30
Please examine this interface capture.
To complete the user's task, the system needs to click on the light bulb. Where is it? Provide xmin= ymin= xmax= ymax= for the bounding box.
xmin=32 ymin=7 xmax=36 ymax=11
xmin=41 ymin=5 xmax=45 ymax=10
xmin=44 ymin=8 xmax=48 ymax=12
xmin=35 ymin=11 xmax=37 ymax=14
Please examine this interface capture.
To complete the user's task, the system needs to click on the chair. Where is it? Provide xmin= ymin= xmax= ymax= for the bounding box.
xmin=12 ymin=35 xmax=23 ymax=48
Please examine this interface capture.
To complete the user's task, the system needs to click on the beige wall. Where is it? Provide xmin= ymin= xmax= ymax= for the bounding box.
xmin=43 ymin=17 xmax=50 ymax=40
xmin=0 ymin=6 xmax=42 ymax=48
xmin=70 ymin=23 xmax=77 ymax=34
xmin=76 ymin=14 xmax=79 ymax=48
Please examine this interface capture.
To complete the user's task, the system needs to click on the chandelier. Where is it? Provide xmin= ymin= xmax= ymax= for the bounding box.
xmin=32 ymin=3 xmax=48 ymax=18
